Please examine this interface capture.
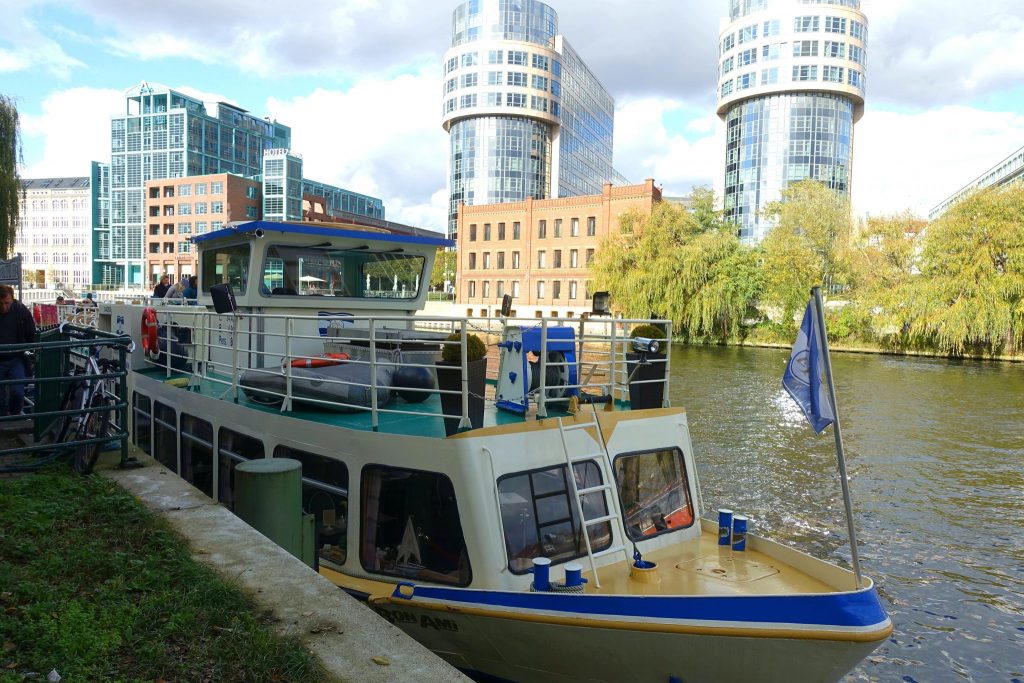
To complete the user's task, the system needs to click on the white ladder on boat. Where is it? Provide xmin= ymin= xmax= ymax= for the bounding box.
xmin=556 ymin=404 xmax=630 ymax=589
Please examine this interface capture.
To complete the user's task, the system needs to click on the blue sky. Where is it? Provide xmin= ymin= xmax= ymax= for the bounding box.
xmin=3 ymin=0 xmax=1023 ymax=231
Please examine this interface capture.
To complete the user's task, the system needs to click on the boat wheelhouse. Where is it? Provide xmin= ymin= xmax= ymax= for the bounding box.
xmin=97 ymin=220 xmax=891 ymax=682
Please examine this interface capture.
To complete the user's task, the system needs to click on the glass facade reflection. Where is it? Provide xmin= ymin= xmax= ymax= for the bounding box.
xmin=717 ymin=0 xmax=867 ymax=243
xmin=442 ymin=0 xmax=622 ymax=239
xmin=724 ymin=93 xmax=853 ymax=241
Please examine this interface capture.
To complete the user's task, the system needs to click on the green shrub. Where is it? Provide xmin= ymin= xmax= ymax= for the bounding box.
xmin=629 ymin=323 xmax=667 ymax=340
xmin=441 ymin=331 xmax=487 ymax=363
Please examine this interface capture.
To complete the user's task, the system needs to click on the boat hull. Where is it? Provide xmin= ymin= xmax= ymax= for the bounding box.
xmin=372 ymin=584 xmax=891 ymax=683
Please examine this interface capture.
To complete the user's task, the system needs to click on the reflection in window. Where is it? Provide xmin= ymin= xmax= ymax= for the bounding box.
xmin=615 ymin=448 xmax=693 ymax=542
xmin=181 ymin=414 xmax=214 ymax=497
xmin=201 ymin=243 xmax=250 ymax=294
xmin=132 ymin=392 xmax=151 ymax=454
xmin=217 ymin=428 xmax=262 ymax=511
xmin=153 ymin=402 xmax=177 ymax=473
xmin=276 ymin=446 xmax=349 ymax=570
xmin=361 ymin=466 xmax=471 ymax=586
xmin=498 ymin=462 xmax=611 ymax=573
xmin=259 ymin=244 xmax=425 ymax=300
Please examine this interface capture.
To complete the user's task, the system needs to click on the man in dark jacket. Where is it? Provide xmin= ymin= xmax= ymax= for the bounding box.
xmin=0 ymin=284 xmax=36 ymax=416
xmin=153 ymin=274 xmax=170 ymax=298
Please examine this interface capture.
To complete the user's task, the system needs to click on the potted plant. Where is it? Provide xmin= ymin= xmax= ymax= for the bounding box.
xmin=436 ymin=331 xmax=487 ymax=436
xmin=626 ymin=323 xmax=668 ymax=410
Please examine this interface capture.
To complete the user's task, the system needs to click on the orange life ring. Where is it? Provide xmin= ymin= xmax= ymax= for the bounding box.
xmin=285 ymin=352 xmax=349 ymax=369
xmin=141 ymin=307 xmax=159 ymax=358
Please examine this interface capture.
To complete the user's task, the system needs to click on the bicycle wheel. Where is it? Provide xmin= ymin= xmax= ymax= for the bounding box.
xmin=72 ymin=395 xmax=114 ymax=475
xmin=39 ymin=378 xmax=87 ymax=446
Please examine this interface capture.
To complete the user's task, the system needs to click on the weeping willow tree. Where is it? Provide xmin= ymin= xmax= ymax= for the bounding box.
xmin=893 ymin=185 xmax=1024 ymax=356
xmin=760 ymin=180 xmax=854 ymax=327
xmin=0 ymin=94 xmax=23 ymax=259
xmin=590 ymin=187 xmax=762 ymax=340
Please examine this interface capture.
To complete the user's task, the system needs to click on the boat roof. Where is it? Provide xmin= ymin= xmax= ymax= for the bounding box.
xmin=192 ymin=220 xmax=455 ymax=249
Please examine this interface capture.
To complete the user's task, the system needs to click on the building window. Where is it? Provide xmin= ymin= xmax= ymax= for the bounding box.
xmin=194 ymin=183 xmax=207 ymax=195
xmin=586 ymin=217 xmax=596 ymax=236
xmin=570 ymin=249 xmax=578 ymax=268
xmin=554 ymin=218 xmax=562 ymax=238
xmin=496 ymin=280 xmax=504 ymax=298
xmin=511 ymin=281 xmax=520 ymax=298
xmin=552 ymin=280 xmax=561 ymax=300
xmin=484 ymin=223 xmax=491 ymax=240
xmin=461 ymin=73 xmax=478 ymax=88
xmin=586 ymin=249 xmax=594 ymax=265
xmin=487 ymin=70 xmax=503 ymax=85
xmin=195 ymin=202 xmax=207 ymax=215
xmin=849 ymin=45 xmax=864 ymax=64
xmin=761 ymin=67 xmax=779 ymax=84
xmin=570 ymin=218 xmax=579 ymax=237
xmin=721 ymin=33 xmax=735 ymax=54
xmin=497 ymin=251 xmax=505 ymax=269
xmin=246 ymin=186 xmax=257 ymax=199
xmin=507 ymin=50 xmax=527 ymax=65
xmin=850 ymin=21 xmax=867 ymax=42
xmin=498 ymin=222 xmax=506 ymax=240
xmin=488 ymin=49 xmax=503 ymax=64
xmin=537 ymin=281 xmax=545 ymax=299
xmin=848 ymin=69 xmax=863 ymax=88
xmin=793 ymin=65 xmax=818 ymax=81
xmin=569 ymin=281 xmax=577 ymax=299
xmin=211 ymin=200 xmax=224 ymax=213
xmin=512 ymin=251 xmax=520 ymax=269
xmin=763 ymin=19 xmax=780 ymax=37
xmin=793 ymin=40 xmax=819 ymax=57
xmin=178 ymin=222 xmax=191 ymax=234
xmin=506 ymin=93 xmax=527 ymax=108
xmin=507 ymin=72 xmax=527 ymax=87
xmin=553 ymin=250 xmax=562 ymax=268
xmin=179 ymin=184 xmax=191 ymax=197
xmin=537 ymin=250 xmax=546 ymax=268
xmin=483 ymin=252 xmax=490 ymax=269
xmin=538 ymin=220 xmax=546 ymax=238
xmin=532 ymin=75 xmax=549 ymax=91
xmin=513 ymin=221 xmax=521 ymax=239
xmin=794 ymin=16 xmax=819 ymax=33
xmin=824 ymin=41 xmax=846 ymax=59
xmin=721 ymin=56 xmax=734 ymax=76
xmin=721 ymin=80 xmax=733 ymax=97
xmin=737 ymin=48 xmax=757 ymax=67
xmin=482 ymin=281 xmax=490 ymax=298
xmin=469 ymin=253 xmax=476 ymax=269
xmin=468 ymin=281 xmax=476 ymax=297
xmin=738 ymin=24 xmax=758 ymax=43
xmin=461 ymin=52 xmax=478 ymax=67
xmin=824 ymin=16 xmax=847 ymax=34
xmin=469 ymin=224 xmax=477 ymax=241
xmin=736 ymin=73 xmax=756 ymax=90
xmin=531 ymin=54 xmax=549 ymax=70
xmin=762 ymin=43 xmax=781 ymax=60
xmin=823 ymin=65 xmax=844 ymax=83
xmin=211 ymin=181 xmax=223 ymax=194
xmin=460 ymin=94 xmax=477 ymax=108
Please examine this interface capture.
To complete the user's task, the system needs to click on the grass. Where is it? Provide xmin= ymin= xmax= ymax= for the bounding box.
xmin=0 ymin=467 xmax=326 ymax=682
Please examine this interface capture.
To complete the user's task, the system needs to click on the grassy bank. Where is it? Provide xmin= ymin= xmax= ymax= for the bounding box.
xmin=0 ymin=468 xmax=326 ymax=682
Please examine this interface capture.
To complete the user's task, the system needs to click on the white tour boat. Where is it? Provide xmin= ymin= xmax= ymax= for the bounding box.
xmin=96 ymin=220 xmax=891 ymax=682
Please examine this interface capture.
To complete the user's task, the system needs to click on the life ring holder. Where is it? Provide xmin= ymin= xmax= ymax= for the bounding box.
xmin=141 ymin=307 xmax=160 ymax=359
xmin=282 ymin=352 xmax=350 ymax=370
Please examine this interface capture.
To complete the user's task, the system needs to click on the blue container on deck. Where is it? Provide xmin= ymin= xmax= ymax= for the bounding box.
xmin=564 ymin=562 xmax=584 ymax=588
xmin=718 ymin=509 xmax=733 ymax=546
xmin=531 ymin=557 xmax=551 ymax=591
xmin=732 ymin=515 xmax=748 ymax=551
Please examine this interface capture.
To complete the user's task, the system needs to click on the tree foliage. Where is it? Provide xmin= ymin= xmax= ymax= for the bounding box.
xmin=430 ymin=248 xmax=457 ymax=289
xmin=760 ymin=180 xmax=853 ymax=326
xmin=894 ymin=185 xmax=1024 ymax=355
xmin=590 ymin=187 xmax=762 ymax=340
xmin=0 ymin=94 xmax=23 ymax=259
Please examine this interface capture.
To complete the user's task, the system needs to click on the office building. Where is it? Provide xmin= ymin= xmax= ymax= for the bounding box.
xmin=143 ymin=174 xmax=261 ymax=284
xmin=441 ymin=0 xmax=624 ymax=239
xmin=717 ymin=0 xmax=868 ymax=243
xmin=929 ymin=143 xmax=1024 ymax=219
xmin=100 ymin=82 xmax=290 ymax=286
xmin=16 ymin=173 xmax=94 ymax=290
xmin=456 ymin=179 xmax=661 ymax=317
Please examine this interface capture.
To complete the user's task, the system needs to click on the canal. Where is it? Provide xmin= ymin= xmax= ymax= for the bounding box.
xmin=667 ymin=345 xmax=1024 ymax=682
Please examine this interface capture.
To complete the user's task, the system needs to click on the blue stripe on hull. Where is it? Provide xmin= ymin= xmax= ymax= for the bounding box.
xmin=393 ymin=583 xmax=888 ymax=629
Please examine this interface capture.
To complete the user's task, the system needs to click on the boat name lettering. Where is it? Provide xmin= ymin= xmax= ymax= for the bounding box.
xmin=375 ymin=608 xmax=458 ymax=632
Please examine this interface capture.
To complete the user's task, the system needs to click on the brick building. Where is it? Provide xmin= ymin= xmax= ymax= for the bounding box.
xmin=456 ymin=179 xmax=661 ymax=318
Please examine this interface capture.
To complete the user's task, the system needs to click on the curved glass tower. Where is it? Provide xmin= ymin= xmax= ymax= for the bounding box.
xmin=716 ymin=0 xmax=868 ymax=243
xmin=442 ymin=0 xmax=618 ymax=239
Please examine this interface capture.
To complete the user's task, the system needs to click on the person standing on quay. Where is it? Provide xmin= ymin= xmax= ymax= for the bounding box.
xmin=0 ymin=284 xmax=36 ymax=417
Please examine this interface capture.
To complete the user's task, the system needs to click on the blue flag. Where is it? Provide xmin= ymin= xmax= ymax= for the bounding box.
xmin=783 ymin=299 xmax=834 ymax=434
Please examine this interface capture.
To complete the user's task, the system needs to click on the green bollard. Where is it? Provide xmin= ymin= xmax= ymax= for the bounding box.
xmin=234 ymin=458 xmax=315 ymax=568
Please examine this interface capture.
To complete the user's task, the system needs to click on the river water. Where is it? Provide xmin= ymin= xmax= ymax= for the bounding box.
xmin=667 ymin=345 xmax=1024 ymax=682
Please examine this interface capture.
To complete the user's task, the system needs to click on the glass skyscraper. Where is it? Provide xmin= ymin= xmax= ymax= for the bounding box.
xmin=100 ymin=82 xmax=290 ymax=285
xmin=717 ymin=0 xmax=867 ymax=243
xmin=441 ymin=0 xmax=621 ymax=239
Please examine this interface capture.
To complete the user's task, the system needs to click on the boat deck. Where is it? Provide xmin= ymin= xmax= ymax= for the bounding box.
xmin=135 ymin=366 xmax=581 ymax=438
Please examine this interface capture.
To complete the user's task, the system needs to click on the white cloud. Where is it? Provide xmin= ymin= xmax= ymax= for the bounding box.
xmin=20 ymin=87 xmax=123 ymax=178
xmin=0 ymin=16 xmax=85 ymax=79
xmin=264 ymin=67 xmax=449 ymax=231
xmin=852 ymin=106 xmax=1024 ymax=217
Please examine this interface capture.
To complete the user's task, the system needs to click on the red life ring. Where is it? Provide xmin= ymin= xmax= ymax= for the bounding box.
xmin=284 ymin=352 xmax=349 ymax=369
xmin=141 ymin=307 xmax=159 ymax=358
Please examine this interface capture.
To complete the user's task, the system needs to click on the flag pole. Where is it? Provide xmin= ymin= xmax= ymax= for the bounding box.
xmin=811 ymin=286 xmax=863 ymax=589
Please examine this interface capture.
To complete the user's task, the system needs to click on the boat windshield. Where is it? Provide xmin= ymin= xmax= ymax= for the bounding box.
xmin=614 ymin=448 xmax=694 ymax=541
xmin=260 ymin=244 xmax=425 ymax=300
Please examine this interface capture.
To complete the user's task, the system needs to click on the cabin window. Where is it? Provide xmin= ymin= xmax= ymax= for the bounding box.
xmin=614 ymin=447 xmax=694 ymax=541
xmin=275 ymin=446 xmax=349 ymax=570
xmin=201 ymin=243 xmax=250 ymax=294
xmin=259 ymin=244 xmax=425 ymax=300
xmin=181 ymin=414 xmax=214 ymax=497
xmin=217 ymin=428 xmax=262 ymax=510
xmin=360 ymin=466 xmax=471 ymax=586
xmin=132 ymin=392 xmax=151 ymax=454
xmin=497 ymin=461 xmax=611 ymax=574
xmin=152 ymin=402 xmax=177 ymax=473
